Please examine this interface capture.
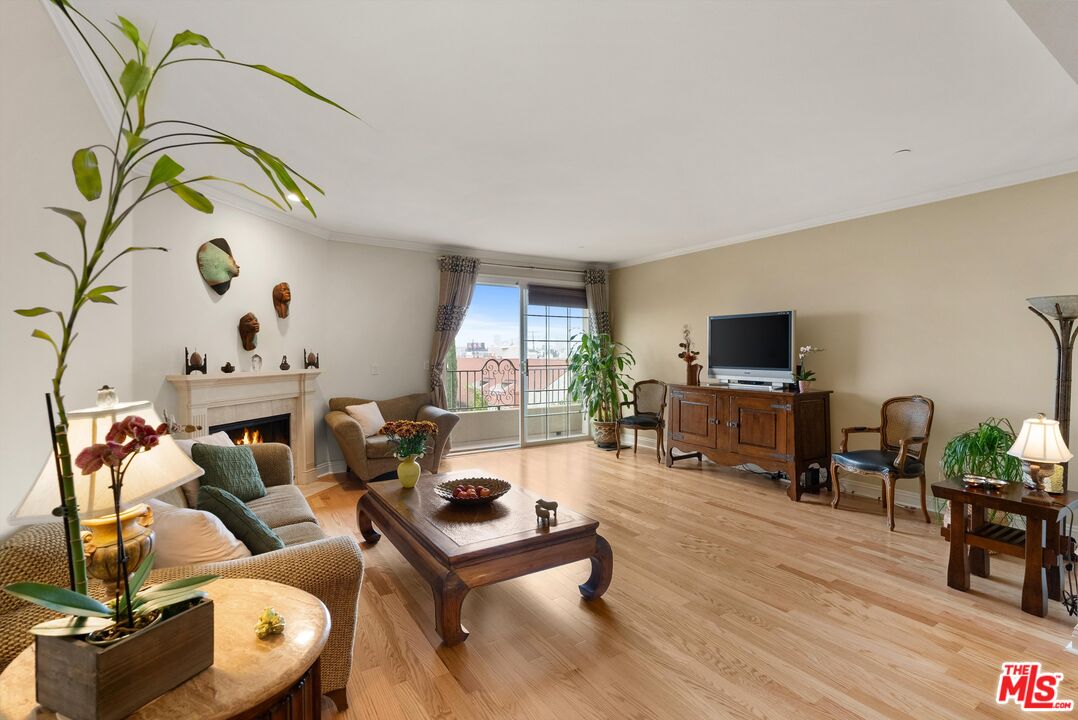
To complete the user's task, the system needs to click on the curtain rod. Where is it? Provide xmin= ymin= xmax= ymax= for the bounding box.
xmin=479 ymin=260 xmax=588 ymax=275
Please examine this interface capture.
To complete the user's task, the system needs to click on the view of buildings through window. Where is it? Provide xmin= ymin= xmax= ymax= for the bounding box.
xmin=446 ymin=283 xmax=588 ymax=443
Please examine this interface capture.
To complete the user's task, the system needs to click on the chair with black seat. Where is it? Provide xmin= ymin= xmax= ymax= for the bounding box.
xmin=830 ymin=395 xmax=935 ymax=531
xmin=616 ymin=380 xmax=668 ymax=462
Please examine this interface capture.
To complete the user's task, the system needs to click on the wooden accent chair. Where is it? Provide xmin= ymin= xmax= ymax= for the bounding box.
xmin=830 ymin=395 xmax=935 ymax=531
xmin=616 ymin=380 xmax=668 ymax=462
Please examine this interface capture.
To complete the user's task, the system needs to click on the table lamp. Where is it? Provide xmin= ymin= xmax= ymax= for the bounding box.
xmin=1008 ymin=414 xmax=1073 ymax=495
xmin=9 ymin=400 xmax=204 ymax=591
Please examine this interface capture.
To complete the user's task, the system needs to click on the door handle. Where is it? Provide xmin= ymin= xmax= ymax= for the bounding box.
xmin=727 ymin=421 xmax=739 ymax=428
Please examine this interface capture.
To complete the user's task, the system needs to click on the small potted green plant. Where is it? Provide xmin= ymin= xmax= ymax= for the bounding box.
xmin=567 ymin=333 xmax=635 ymax=448
xmin=938 ymin=417 xmax=1023 ymax=528
xmin=795 ymin=345 xmax=824 ymax=392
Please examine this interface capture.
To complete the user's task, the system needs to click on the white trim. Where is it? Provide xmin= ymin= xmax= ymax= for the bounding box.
xmin=316 ymin=460 xmax=348 ymax=478
xmin=613 ymin=156 xmax=1078 ymax=268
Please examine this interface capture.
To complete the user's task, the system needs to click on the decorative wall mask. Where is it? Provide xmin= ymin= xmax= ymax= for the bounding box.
xmin=272 ymin=282 xmax=291 ymax=319
xmin=238 ymin=312 xmax=260 ymax=351
xmin=251 ymin=354 xmax=263 ymax=372
xmin=196 ymin=238 xmax=240 ymax=295
xmin=303 ymin=349 xmax=320 ymax=369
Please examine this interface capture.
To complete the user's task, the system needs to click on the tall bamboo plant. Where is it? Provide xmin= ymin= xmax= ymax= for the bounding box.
xmin=18 ymin=0 xmax=357 ymax=594
xmin=567 ymin=333 xmax=635 ymax=423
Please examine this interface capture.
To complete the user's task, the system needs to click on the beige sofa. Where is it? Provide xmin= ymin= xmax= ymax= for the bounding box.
xmin=0 ymin=443 xmax=363 ymax=711
xmin=325 ymin=392 xmax=460 ymax=482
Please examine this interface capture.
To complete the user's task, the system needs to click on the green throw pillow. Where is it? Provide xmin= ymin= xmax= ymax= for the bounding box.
xmin=192 ymin=444 xmax=266 ymax=502
xmin=197 ymin=485 xmax=284 ymax=555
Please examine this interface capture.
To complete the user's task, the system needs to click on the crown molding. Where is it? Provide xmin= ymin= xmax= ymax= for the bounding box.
xmin=613 ymin=156 xmax=1078 ymax=269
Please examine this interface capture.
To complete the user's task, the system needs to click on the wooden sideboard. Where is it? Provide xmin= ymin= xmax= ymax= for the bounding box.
xmin=666 ymin=384 xmax=832 ymax=501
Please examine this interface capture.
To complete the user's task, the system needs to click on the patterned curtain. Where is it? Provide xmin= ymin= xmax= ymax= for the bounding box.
xmin=584 ymin=268 xmax=611 ymax=335
xmin=430 ymin=255 xmax=480 ymax=409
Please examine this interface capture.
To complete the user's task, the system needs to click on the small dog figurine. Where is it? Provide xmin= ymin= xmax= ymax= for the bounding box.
xmin=535 ymin=499 xmax=558 ymax=529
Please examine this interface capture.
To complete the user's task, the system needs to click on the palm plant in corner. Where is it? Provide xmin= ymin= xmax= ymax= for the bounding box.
xmin=567 ymin=333 xmax=635 ymax=449
xmin=7 ymin=1 xmax=355 ymax=712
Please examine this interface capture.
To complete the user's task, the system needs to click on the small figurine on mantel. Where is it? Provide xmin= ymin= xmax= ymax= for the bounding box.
xmin=677 ymin=325 xmax=702 ymax=386
xmin=220 ymin=362 xmax=236 ymax=374
xmin=280 ymin=355 xmax=290 ymax=371
xmin=185 ymin=347 xmax=207 ymax=375
xmin=303 ymin=348 xmax=319 ymax=369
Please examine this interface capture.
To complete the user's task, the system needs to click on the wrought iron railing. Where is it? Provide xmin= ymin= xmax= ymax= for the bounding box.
xmin=446 ymin=358 xmax=570 ymax=412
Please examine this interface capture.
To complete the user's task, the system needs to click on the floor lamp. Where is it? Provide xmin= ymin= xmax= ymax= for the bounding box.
xmin=1028 ymin=296 xmax=1078 ymax=491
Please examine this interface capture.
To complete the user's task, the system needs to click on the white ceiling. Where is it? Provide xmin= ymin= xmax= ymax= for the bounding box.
xmin=50 ymin=0 xmax=1078 ymax=266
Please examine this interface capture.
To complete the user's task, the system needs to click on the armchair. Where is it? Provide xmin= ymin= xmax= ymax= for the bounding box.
xmin=615 ymin=380 xmax=668 ymax=462
xmin=326 ymin=392 xmax=459 ymax=482
xmin=830 ymin=395 xmax=935 ymax=531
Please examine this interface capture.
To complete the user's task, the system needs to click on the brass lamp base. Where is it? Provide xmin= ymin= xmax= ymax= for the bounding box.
xmin=1029 ymin=462 xmax=1064 ymax=495
xmin=81 ymin=503 xmax=155 ymax=594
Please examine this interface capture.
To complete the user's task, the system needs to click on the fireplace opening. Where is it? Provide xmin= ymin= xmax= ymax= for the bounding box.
xmin=210 ymin=413 xmax=290 ymax=446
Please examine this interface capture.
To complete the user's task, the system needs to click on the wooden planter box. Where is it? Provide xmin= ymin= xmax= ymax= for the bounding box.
xmin=35 ymin=599 xmax=214 ymax=720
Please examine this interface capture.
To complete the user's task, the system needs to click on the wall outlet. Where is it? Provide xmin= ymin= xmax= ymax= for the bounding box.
xmin=370 ymin=364 xmax=381 ymax=376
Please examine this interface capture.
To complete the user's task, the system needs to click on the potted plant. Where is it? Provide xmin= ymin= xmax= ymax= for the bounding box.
xmin=381 ymin=420 xmax=439 ymax=488
xmin=795 ymin=345 xmax=824 ymax=392
xmin=5 ymin=415 xmax=218 ymax=720
xmin=937 ymin=417 xmax=1023 ymax=528
xmin=9 ymin=2 xmax=354 ymax=716
xmin=567 ymin=333 xmax=635 ymax=449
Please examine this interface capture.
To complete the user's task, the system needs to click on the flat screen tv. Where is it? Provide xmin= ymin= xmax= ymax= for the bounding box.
xmin=707 ymin=311 xmax=795 ymax=384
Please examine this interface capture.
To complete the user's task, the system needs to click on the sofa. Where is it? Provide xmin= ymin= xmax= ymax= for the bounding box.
xmin=0 ymin=443 xmax=363 ymax=711
xmin=325 ymin=392 xmax=460 ymax=482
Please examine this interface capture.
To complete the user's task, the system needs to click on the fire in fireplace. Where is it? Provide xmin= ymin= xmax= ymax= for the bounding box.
xmin=210 ymin=413 xmax=290 ymax=447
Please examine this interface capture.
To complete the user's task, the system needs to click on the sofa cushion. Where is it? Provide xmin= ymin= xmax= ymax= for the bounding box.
xmin=245 ymin=485 xmax=319 ymax=529
xmin=146 ymin=499 xmax=250 ymax=568
xmin=193 ymin=444 xmax=267 ymax=503
xmin=175 ymin=432 xmax=235 ymax=507
xmin=345 ymin=401 xmax=387 ymax=437
xmin=364 ymin=434 xmax=398 ymax=459
xmin=197 ymin=486 xmax=284 ymax=555
xmin=274 ymin=521 xmax=327 ymax=547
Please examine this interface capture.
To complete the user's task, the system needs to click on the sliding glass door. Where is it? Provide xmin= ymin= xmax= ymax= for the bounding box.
xmin=448 ymin=279 xmax=589 ymax=451
xmin=521 ymin=284 xmax=590 ymax=446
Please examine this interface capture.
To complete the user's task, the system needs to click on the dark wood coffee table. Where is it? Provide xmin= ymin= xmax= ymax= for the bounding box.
xmin=356 ymin=469 xmax=613 ymax=644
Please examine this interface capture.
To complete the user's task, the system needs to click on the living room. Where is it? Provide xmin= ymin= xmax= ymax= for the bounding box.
xmin=2 ymin=1 xmax=1078 ymax=718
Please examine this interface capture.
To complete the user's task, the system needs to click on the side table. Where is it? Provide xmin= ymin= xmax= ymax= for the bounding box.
xmin=932 ymin=478 xmax=1078 ymax=617
xmin=0 ymin=578 xmax=330 ymax=720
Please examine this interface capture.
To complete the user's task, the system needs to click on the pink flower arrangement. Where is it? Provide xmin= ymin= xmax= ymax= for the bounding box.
xmin=75 ymin=416 xmax=168 ymax=475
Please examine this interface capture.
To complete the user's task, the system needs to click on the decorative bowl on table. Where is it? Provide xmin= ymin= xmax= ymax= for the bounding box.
xmin=962 ymin=474 xmax=1009 ymax=490
xmin=435 ymin=477 xmax=512 ymax=505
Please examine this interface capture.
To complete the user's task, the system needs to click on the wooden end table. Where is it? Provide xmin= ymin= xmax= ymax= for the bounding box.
xmin=0 ymin=579 xmax=330 ymax=720
xmin=357 ymin=469 xmax=613 ymax=645
xmin=932 ymin=478 xmax=1078 ymax=617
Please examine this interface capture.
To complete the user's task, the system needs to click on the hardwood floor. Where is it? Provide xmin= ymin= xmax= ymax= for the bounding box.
xmin=307 ymin=442 xmax=1078 ymax=719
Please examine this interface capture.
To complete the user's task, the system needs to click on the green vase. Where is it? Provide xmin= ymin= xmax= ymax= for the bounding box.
xmin=397 ymin=455 xmax=421 ymax=488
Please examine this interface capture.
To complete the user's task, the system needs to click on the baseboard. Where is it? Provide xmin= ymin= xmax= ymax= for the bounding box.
xmin=622 ymin=431 xmax=929 ymax=512
xmin=315 ymin=460 xmax=348 ymax=478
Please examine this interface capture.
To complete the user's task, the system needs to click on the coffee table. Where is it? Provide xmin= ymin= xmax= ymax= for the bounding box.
xmin=356 ymin=469 xmax=613 ymax=644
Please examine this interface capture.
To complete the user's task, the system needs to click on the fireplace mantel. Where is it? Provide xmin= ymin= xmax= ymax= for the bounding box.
xmin=167 ymin=369 xmax=321 ymax=483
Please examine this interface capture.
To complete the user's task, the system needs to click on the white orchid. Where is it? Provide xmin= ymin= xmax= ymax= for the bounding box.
xmin=798 ymin=345 xmax=824 ymax=362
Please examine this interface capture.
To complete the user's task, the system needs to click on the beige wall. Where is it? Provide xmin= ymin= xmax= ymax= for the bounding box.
xmin=611 ymin=172 xmax=1078 ymax=489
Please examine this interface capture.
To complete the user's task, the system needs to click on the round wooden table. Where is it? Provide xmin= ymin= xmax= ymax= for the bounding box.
xmin=0 ymin=578 xmax=330 ymax=720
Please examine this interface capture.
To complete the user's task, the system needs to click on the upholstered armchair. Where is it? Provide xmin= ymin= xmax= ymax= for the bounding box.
xmin=325 ymin=392 xmax=460 ymax=482
xmin=830 ymin=395 xmax=935 ymax=531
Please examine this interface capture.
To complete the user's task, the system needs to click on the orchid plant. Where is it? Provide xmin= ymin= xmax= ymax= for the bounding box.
xmin=4 ymin=416 xmax=217 ymax=639
xmin=795 ymin=345 xmax=824 ymax=382
xmin=16 ymin=0 xmax=355 ymax=597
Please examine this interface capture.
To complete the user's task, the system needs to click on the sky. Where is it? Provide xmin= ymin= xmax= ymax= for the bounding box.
xmin=457 ymin=284 xmax=520 ymax=350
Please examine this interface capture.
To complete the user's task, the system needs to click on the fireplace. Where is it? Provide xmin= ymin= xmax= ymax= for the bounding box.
xmin=210 ymin=413 xmax=291 ymax=446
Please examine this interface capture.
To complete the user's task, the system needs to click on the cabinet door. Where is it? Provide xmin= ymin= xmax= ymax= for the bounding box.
xmin=669 ymin=389 xmax=718 ymax=449
xmin=728 ymin=395 xmax=789 ymax=461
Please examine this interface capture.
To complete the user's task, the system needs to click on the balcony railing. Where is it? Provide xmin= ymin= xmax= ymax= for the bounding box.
xmin=446 ymin=358 xmax=570 ymax=412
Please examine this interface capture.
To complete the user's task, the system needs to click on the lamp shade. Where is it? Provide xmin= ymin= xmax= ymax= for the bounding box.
xmin=1007 ymin=414 xmax=1073 ymax=464
xmin=9 ymin=401 xmax=204 ymax=524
